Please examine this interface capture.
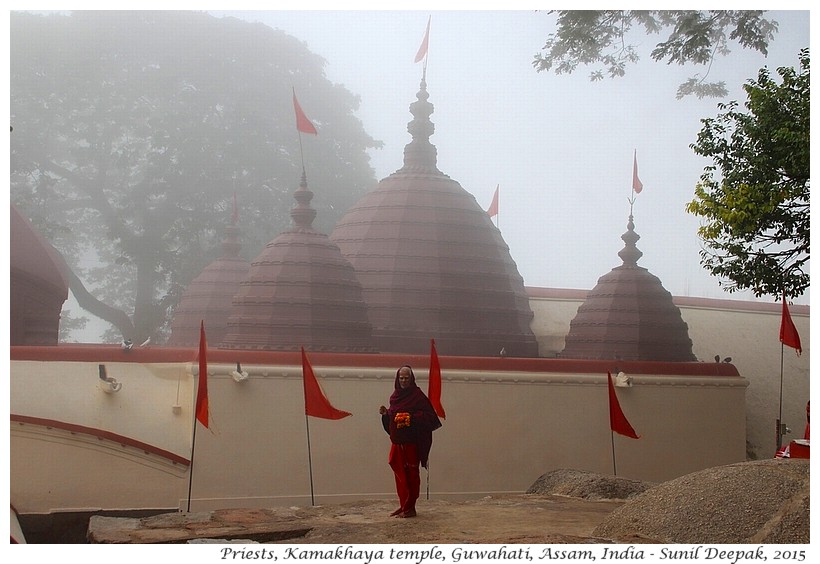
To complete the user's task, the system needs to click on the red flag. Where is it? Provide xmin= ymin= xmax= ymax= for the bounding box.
xmin=302 ymin=347 xmax=351 ymax=420
xmin=780 ymin=294 xmax=802 ymax=355
xmin=293 ymin=91 xmax=317 ymax=135
xmin=195 ymin=321 xmax=209 ymax=429
xmin=632 ymin=150 xmax=643 ymax=194
xmin=608 ymin=372 xmax=639 ymax=439
xmin=487 ymin=185 xmax=499 ymax=218
xmin=428 ymin=339 xmax=446 ymax=419
xmin=414 ymin=16 xmax=431 ymax=63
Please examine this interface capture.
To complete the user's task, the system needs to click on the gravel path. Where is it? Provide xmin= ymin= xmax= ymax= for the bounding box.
xmin=592 ymin=458 xmax=809 ymax=544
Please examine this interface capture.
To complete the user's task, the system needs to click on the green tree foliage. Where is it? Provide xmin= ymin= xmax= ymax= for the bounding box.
xmin=10 ymin=11 xmax=381 ymax=343
xmin=533 ymin=10 xmax=778 ymax=98
xmin=686 ymin=49 xmax=809 ymax=299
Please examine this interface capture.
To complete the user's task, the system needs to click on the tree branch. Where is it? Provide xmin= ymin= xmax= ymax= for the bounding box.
xmin=49 ymin=246 xmax=136 ymax=341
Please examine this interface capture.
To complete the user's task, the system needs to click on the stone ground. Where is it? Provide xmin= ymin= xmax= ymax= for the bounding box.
xmin=88 ymin=495 xmax=624 ymax=544
xmin=87 ymin=459 xmax=809 ymax=544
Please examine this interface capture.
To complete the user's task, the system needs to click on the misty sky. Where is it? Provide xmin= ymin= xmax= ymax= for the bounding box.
xmin=209 ymin=8 xmax=810 ymax=305
xmin=5 ymin=7 xmax=813 ymax=342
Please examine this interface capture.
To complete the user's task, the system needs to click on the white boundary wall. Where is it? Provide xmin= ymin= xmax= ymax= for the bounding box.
xmin=528 ymin=289 xmax=810 ymax=461
xmin=11 ymin=353 xmax=746 ymax=514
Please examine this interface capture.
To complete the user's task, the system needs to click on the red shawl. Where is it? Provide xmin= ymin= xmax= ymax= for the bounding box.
xmin=385 ymin=365 xmax=442 ymax=468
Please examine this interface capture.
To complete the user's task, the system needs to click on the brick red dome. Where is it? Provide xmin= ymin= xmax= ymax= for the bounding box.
xmin=330 ymin=80 xmax=538 ymax=357
xmin=221 ymin=175 xmax=376 ymax=352
xmin=167 ymin=222 xmax=250 ymax=347
xmin=561 ymin=215 xmax=696 ymax=362
xmin=10 ymin=204 xmax=69 ymax=345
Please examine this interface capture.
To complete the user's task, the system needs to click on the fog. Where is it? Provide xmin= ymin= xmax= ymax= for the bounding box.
xmin=211 ymin=9 xmax=809 ymax=304
xmin=9 ymin=7 xmax=811 ymax=344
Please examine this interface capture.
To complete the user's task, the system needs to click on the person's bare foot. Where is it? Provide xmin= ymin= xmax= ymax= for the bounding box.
xmin=390 ymin=508 xmax=403 ymax=517
xmin=399 ymin=510 xmax=416 ymax=518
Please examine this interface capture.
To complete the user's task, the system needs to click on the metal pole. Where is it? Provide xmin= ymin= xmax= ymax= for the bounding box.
xmin=610 ymin=432 xmax=617 ymax=476
xmin=186 ymin=420 xmax=198 ymax=512
xmin=777 ymin=342 xmax=785 ymax=450
xmin=305 ymin=413 xmax=315 ymax=506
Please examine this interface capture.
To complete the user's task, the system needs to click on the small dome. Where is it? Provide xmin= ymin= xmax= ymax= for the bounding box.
xmin=561 ymin=214 xmax=696 ymax=362
xmin=167 ymin=219 xmax=250 ymax=347
xmin=330 ymin=79 xmax=538 ymax=357
xmin=10 ymin=204 xmax=69 ymax=345
xmin=221 ymin=174 xmax=376 ymax=352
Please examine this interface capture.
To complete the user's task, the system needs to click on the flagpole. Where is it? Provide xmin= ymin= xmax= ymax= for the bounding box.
xmin=305 ymin=412 xmax=316 ymax=506
xmin=426 ymin=337 xmax=446 ymax=501
xmin=779 ymin=342 xmax=785 ymax=447
xmin=292 ymin=86 xmax=307 ymax=176
xmin=187 ymin=420 xmax=198 ymax=512
xmin=299 ymin=347 xmax=351 ymax=506
xmin=487 ymin=185 xmax=500 ymax=228
xmin=302 ymin=345 xmax=316 ymax=507
xmin=610 ymin=431 xmax=618 ymax=476
xmin=630 ymin=149 xmax=635 ymax=216
xmin=607 ymin=371 xmax=639 ymax=472
xmin=777 ymin=284 xmax=784 ymax=450
xmin=630 ymin=149 xmax=641 ymax=216
xmin=188 ymin=321 xmax=209 ymax=513
xmin=297 ymin=130 xmax=306 ymax=177
xmin=299 ymin=131 xmax=305 ymax=176
xmin=776 ymin=284 xmax=802 ymax=451
xmin=416 ymin=15 xmax=430 ymax=83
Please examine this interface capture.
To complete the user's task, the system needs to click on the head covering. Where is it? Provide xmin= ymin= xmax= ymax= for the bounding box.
xmin=387 ymin=365 xmax=442 ymax=467
xmin=388 ymin=365 xmax=421 ymax=414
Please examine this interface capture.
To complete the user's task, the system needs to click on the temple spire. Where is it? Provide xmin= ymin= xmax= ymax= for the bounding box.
xmin=290 ymin=171 xmax=317 ymax=230
xmin=400 ymin=77 xmax=439 ymax=172
xmin=561 ymin=208 xmax=695 ymax=362
xmin=617 ymin=214 xmax=643 ymax=267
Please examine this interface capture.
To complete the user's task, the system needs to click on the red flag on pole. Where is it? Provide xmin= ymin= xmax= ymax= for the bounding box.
xmin=632 ymin=150 xmax=643 ymax=194
xmin=195 ymin=321 xmax=209 ymax=429
xmin=302 ymin=347 xmax=352 ymax=420
xmin=414 ymin=15 xmax=431 ymax=63
xmin=428 ymin=339 xmax=446 ymax=419
xmin=780 ymin=294 xmax=802 ymax=355
xmin=487 ymin=185 xmax=499 ymax=218
xmin=608 ymin=372 xmax=639 ymax=439
xmin=293 ymin=91 xmax=318 ymax=135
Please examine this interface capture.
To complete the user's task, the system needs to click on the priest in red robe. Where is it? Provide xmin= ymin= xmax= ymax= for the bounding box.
xmin=379 ymin=365 xmax=442 ymax=518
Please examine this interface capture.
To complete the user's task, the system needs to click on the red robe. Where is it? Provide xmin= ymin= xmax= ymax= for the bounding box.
xmin=381 ymin=365 xmax=442 ymax=468
xmin=381 ymin=366 xmax=443 ymax=514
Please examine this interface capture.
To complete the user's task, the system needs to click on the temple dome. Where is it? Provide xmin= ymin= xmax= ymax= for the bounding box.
xmin=561 ymin=214 xmax=696 ymax=362
xmin=10 ymin=203 xmax=69 ymax=345
xmin=221 ymin=174 xmax=376 ymax=352
xmin=167 ymin=214 xmax=250 ymax=347
xmin=330 ymin=79 xmax=538 ymax=357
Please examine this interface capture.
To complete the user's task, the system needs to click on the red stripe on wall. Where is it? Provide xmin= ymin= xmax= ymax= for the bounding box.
xmin=10 ymin=414 xmax=190 ymax=466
